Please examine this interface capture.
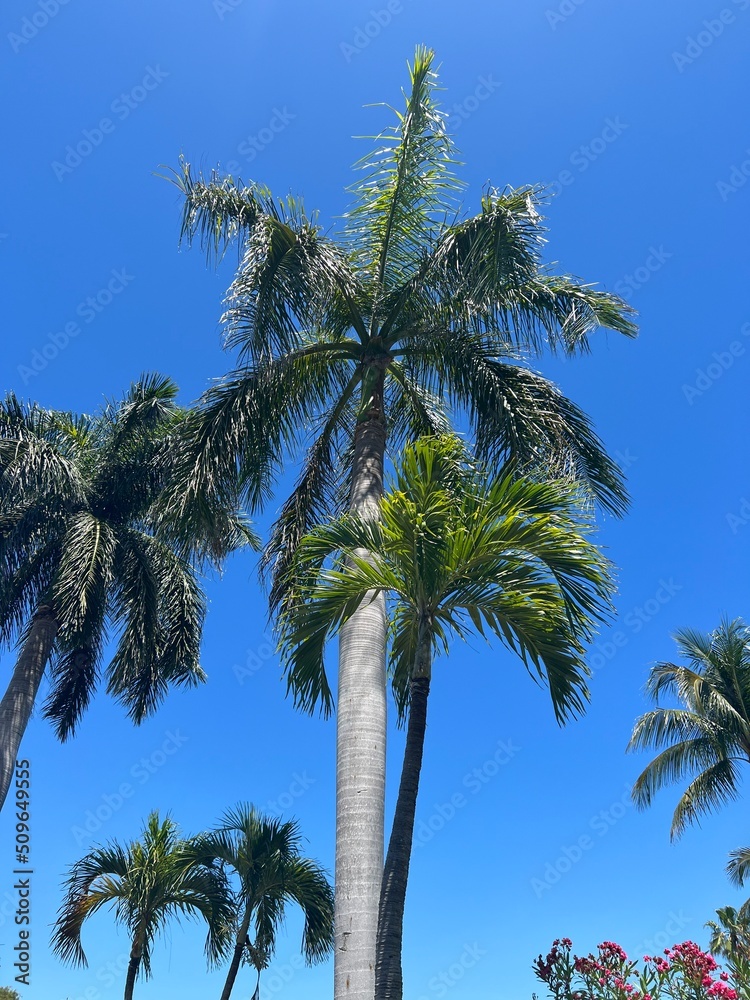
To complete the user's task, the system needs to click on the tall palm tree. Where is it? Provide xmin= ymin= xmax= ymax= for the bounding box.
xmin=278 ymin=434 xmax=614 ymax=1000
xmin=0 ymin=375 xmax=255 ymax=810
xmin=628 ymin=618 xmax=750 ymax=839
xmin=189 ymin=803 xmax=333 ymax=1000
xmin=51 ymin=812 xmax=233 ymax=1000
xmin=171 ymin=48 xmax=636 ymax=998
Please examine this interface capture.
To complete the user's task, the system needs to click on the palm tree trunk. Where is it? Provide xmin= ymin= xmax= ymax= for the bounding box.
xmin=219 ymin=904 xmax=253 ymax=1000
xmin=334 ymin=368 xmax=388 ymax=1000
xmin=0 ymin=605 xmax=57 ymax=811
xmin=123 ymin=946 xmax=142 ymax=1000
xmin=375 ymin=625 xmax=431 ymax=1000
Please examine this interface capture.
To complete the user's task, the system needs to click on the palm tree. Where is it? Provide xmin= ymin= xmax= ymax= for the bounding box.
xmin=278 ymin=434 xmax=614 ymax=1000
xmin=188 ymin=803 xmax=333 ymax=1000
xmin=628 ymin=618 xmax=750 ymax=839
xmin=0 ymin=375 xmax=255 ymax=811
xmin=171 ymin=48 xmax=636 ymax=998
xmin=51 ymin=812 xmax=233 ymax=1000
xmin=707 ymin=905 xmax=750 ymax=963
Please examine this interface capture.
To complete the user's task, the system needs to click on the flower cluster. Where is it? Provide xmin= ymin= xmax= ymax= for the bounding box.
xmin=534 ymin=939 xmax=741 ymax=1000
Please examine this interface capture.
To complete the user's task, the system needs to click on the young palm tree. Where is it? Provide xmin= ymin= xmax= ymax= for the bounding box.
xmin=188 ymin=804 xmax=333 ymax=1000
xmin=628 ymin=618 xmax=750 ymax=839
xmin=51 ymin=812 xmax=233 ymax=1000
xmin=0 ymin=375 xmax=255 ymax=811
xmin=171 ymin=48 xmax=635 ymax=997
xmin=279 ymin=434 xmax=614 ymax=1000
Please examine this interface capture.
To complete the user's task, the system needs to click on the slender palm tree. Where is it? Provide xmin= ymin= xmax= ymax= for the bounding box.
xmin=188 ymin=804 xmax=333 ymax=1000
xmin=171 ymin=48 xmax=636 ymax=998
xmin=278 ymin=434 xmax=614 ymax=1000
xmin=0 ymin=375 xmax=255 ymax=811
xmin=51 ymin=812 xmax=233 ymax=1000
xmin=628 ymin=618 xmax=750 ymax=839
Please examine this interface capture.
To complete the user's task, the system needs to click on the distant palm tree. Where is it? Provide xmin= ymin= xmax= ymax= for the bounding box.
xmin=51 ymin=812 xmax=233 ymax=1000
xmin=0 ymin=987 xmax=21 ymax=1000
xmin=171 ymin=46 xmax=635 ymax=999
xmin=628 ymin=618 xmax=750 ymax=838
xmin=279 ymin=434 xmax=613 ymax=1000
xmin=707 ymin=905 xmax=750 ymax=963
xmin=189 ymin=804 xmax=333 ymax=1000
xmin=0 ymin=375 xmax=255 ymax=810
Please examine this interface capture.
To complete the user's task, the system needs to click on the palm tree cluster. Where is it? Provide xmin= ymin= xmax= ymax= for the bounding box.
xmin=52 ymin=807 xmax=333 ymax=1000
xmin=0 ymin=44 xmax=653 ymax=1000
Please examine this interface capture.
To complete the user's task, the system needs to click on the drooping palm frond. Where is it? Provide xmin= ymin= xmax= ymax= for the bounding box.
xmin=51 ymin=813 xmax=233 ymax=977
xmin=188 ymin=803 xmax=334 ymax=975
xmin=278 ymin=434 xmax=613 ymax=721
xmin=1 ymin=375 xmax=253 ymax=753
xmin=628 ymin=618 xmax=750 ymax=839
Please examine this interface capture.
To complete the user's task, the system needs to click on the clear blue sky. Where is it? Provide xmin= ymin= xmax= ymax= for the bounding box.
xmin=1 ymin=1 xmax=748 ymax=997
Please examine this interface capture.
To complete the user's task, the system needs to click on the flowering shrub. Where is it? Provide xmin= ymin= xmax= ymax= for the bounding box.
xmin=533 ymin=938 xmax=743 ymax=1000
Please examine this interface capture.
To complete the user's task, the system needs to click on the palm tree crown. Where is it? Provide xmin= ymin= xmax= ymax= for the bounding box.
xmin=0 ymin=374 xmax=255 ymax=741
xmin=628 ymin=617 xmax=750 ymax=839
xmin=189 ymin=803 xmax=333 ymax=1000
xmin=280 ymin=434 xmax=614 ymax=721
xmin=51 ymin=812 xmax=233 ymax=999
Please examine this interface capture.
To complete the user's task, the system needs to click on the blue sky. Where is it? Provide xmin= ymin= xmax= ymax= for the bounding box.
xmin=0 ymin=0 xmax=749 ymax=997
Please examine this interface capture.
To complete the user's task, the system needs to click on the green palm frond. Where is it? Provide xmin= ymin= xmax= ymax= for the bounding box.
xmin=52 ymin=813 xmax=233 ymax=978
xmin=345 ymin=45 xmax=459 ymax=291
xmin=629 ymin=618 xmax=750 ymax=838
xmin=279 ymin=434 xmax=613 ymax=721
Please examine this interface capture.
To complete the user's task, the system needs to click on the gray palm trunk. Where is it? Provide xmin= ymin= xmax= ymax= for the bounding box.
xmin=334 ymin=371 xmax=388 ymax=1000
xmin=0 ymin=605 xmax=57 ymax=811
xmin=219 ymin=904 xmax=253 ymax=1000
xmin=375 ymin=625 xmax=432 ymax=1000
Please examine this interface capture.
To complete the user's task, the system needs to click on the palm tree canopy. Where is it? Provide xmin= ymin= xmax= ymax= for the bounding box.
xmin=189 ymin=803 xmax=334 ymax=969
xmin=0 ymin=374 xmax=257 ymax=739
xmin=628 ymin=618 xmax=750 ymax=839
xmin=167 ymin=45 xmax=636 ymax=612
xmin=278 ymin=434 xmax=614 ymax=723
xmin=51 ymin=812 xmax=233 ymax=976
